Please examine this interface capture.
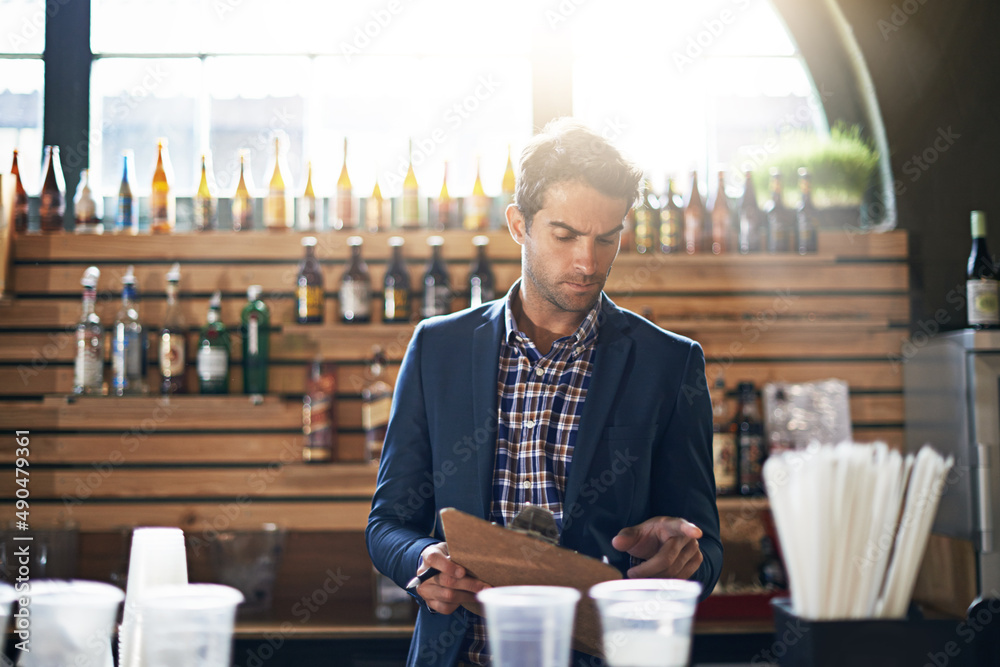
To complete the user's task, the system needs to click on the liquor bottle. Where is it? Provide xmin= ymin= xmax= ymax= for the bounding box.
xmin=38 ymin=145 xmax=66 ymax=233
xmin=422 ymin=236 xmax=451 ymax=318
xmin=241 ymin=284 xmax=270 ymax=396
xmin=264 ymin=135 xmax=293 ymax=230
xmin=193 ymin=153 xmax=217 ymax=231
xmin=967 ymin=210 xmax=999 ymax=329
xmin=764 ymin=169 xmax=796 ymax=253
xmin=296 ymin=236 xmax=325 ymax=324
xmin=501 ymin=144 xmax=516 ymax=206
xmin=366 ymin=174 xmax=386 ymax=233
xmin=796 ymin=168 xmax=820 ymax=254
xmin=302 ymin=357 xmax=336 ymax=462
xmin=362 ymin=346 xmax=392 ymax=464
xmin=683 ymin=170 xmax=706 ymax=254
xmin=469 ymin=235 xmax=496 ymax=308
xmin=339 ymin=236 xmax=372 ymax=323
xmin=620 ymin=208 xmax=635 ymax=254
xmin=298 ymin=160 xmax=319 ymax=231
xmin=116 ymin=150 xmax=137 ymax=235
xmin=197 ymin=291 xmax=230 ymax=394
xmin=10 ymin=149 xmax=28 ymax=233
xmin=231 ymin=150 xmax=255 ymax=232
xmin=159 ymin=263 xmax=186 ymax=395
xmin=633 ymin=179 xmax=659 ymax=254
xmin=336 ymin=138 xmax=353 ymax=230
xmin=111 ymin=266 xmax=147 ymax=396
xmin=464 ymin=158 xmax=490 ymax=231
xmin=735 ymin=381 xmax=765 ymax=496
xmin=659 ymin=178 xmax=683 ymax=254
xmin=738 ymin=170 xmax=764 ymax=254
xmin=436 ymin=162 xmax=452 ymax=231
xmin=711 ymin=374 xmax=737 ymax=496
xmin=73 ymin=169 xmax=104 ymax=234
xmin=710 ymin=171 xmax=730 ymax=255
xmin=384 ymin=236 xmax=411 ymax=323
xmin=150 ymin=139 xmax=175 ymax=234
xmin=74 ymin=266 xmax=104 ymax=395
xmin=400 ymin=139 xmax=420 ymax=229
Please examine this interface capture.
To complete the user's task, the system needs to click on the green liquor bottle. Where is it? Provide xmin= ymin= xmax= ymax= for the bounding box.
xmin=197 ymin=291 xmax=230 ymax=394
xmin=241 ymin=284 xmax=270 ymax=397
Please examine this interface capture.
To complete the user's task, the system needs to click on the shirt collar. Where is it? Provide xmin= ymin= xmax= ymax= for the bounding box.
xmin=502 ymin=278 xmax=603 ymax=352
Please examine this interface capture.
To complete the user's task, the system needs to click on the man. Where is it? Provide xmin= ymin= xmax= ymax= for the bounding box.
xmin=367 ymin=118 xmax=721 ymax=666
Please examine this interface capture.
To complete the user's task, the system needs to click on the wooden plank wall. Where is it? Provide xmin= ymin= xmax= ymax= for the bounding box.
xmin=0 ymin=228 xmax=909 ymax=629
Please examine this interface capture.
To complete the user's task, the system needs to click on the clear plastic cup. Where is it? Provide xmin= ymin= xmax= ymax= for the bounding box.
xmin=138 ymin=583 xmax=243 ymax=667
xmin=477 ymin=586 xmax=581 ymax=667
xmin=17 ymin=579 xmax=124 ymax=667
xmin=589 ymin=579 xmax=702 ymax=667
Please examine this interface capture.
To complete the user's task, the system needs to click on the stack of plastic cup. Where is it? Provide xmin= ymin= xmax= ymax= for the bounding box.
xmin=138 ymin=583 xmax=244 ymax=667
xmin=17 ymin=580 xmax=124 ymax=667
xmin=119 ymin=527 xmax=189 ymax=667
xmin=477 ymin=586 xmax=581 ymax=667
xmin=589 ymin=579 xmax=702 ymax=667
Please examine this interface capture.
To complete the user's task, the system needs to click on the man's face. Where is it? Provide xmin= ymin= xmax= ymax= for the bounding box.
xmin=508 ymin=180 xmax=626 ymax=316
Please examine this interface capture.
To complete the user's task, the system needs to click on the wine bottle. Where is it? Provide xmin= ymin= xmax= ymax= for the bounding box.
xmin=967 ymin=210 xmax=999 ymax=329
xmin=10 ymin=149 xmax=28 ymax=233
xmin=74 ymin=266 xmax=104 ymax=395
xmin=38 ymin=145 xmax=66 ymax=233
xmin=159 ymin=263 xmax=186 ymax=395
xmin=383 ymin=236 xmax=411 ymax=323
xmin=296 ymin=236 xmax=325 ymax=324
xmin=73 ymin=169 xmax=104 ymax=234
xmin=710 ymin=374 xmax=736 ymax=496
xmin=436 ymin=161 xmax=452 ymax=231
xmin=231 ymin=150 xmax=255 ymax=232
xmin=302 ymin=357 xmax=337 ymax=462
xmin=501 ymin=144 xmax=516 ymax=206
xmin=735 ymin=381 xmax=765 ymax=496
xmin=298 ymin=160 xmax=319 ymax=231
xmin=464 ymin=158 xmax=490 ymax=231
xmin=366 ymin=174 xmax=386 ymax=233
xmin=241 ymin=284 xmax=270 ymax=396
xmin=116 ymin=150 xmax=138 ymax=235
xmin=336 ymin=138 xmax=353 ymax=230
xmin=796 ymin=168 xmax=819 ymax=254
xmin=422 ymin=235 xmax=451 ymax=318
xmin=469 ymin=235 xmax=496 ymax=308
xmin=764 ymin=169 xmax=796 ymax=253
xmin=150 ymin=139 xmax=175 ymax=234
xmin=633 ymin=179 xmax=659 ymax=254
xmin=401 ymin=139 xmax=420 ymax=229
xmin=710 ymin=170 xmax=730 ymax=255
xmin=197 ymin=291 xmax=230 ymax=394
xmin=264 ymin=135 xmax=293 ymax=230
xmin=683 ymin=170 xmax=706 ymax=254
xmin=111 ymin=266 xmax=147 ymax=396
xmin=659 ymin=178 xmax=682 ymax=254
xmin=361 ymin=346 xmax=392 ymax=463
xmin=738 ymin=170 xmax=764 ymax=254
xmin=340 ymin=236 xmax=372 ymax=323
xmin=194 ymin=153 xmax=217 ymax=232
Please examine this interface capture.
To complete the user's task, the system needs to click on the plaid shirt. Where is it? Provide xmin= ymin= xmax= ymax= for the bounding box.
xmin=462 ymin=282 xmax=601 ymax=665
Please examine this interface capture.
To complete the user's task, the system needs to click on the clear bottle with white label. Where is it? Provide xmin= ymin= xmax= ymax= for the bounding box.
xmin=112 ymin=266 xmax=147 ymax=396
xmin=339 ymin=236 xmax=372 ymax=323
xmin=197 ymin=291 xmax=230 ymax=394
xmin=74 ymin=266 xmax=104 ymax=395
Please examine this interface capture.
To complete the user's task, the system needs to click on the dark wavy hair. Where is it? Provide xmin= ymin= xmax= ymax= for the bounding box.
xmin=514 ymin=118 xmax=643 ymax=230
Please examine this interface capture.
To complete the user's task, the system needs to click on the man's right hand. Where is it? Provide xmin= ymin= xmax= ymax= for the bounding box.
xmin=415 ymin=542 xmax=491 ymax=615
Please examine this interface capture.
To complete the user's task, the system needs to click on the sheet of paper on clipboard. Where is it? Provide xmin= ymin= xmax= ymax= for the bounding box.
xmin=440 ymin=507 xmax=622 ymax=657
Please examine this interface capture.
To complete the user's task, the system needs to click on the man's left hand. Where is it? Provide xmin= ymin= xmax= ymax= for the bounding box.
xmin=611 ymin=516 xmax=703 ymax=579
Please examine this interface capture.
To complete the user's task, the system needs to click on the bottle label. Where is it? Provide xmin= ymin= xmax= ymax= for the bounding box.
xmin=75 ymin=333 xmax=103 ymax=391
xmin=150 ymin=191 xmax=168 ymax=223
xmin=738 ymin=433 xmax=764 ymax=490
xmin=112 ymin=332 xmax=144 ymax=391
xmin=423 ymin=285 xmax=451 ymax=318
xmin=384 ymin=286 xmax=410 ymax=321
xmin=340 ymin=281 xmax=371 ymax=320
xmin=232 ymin=197 xmax=253 ymax=231
xmin=160 ymin=333 xmax=186 ymax=378
xmin=197 ymin=347 xmax=229 ymax=380
xmin=195 ymin=197 xmax=215 ymax=231
xmin=470 ymin=279 xmax=495 ymax=308
xmin=118 ymin=197 xmax=135 ymax=231
xmin=337 ymin=192 xmax=353 ymax=228
xmin=712 ymin=431 xmax=737 ymax=493
xmin=266 ymin=193 xmax=289 ymax=228
xmin=297 ymin=286 xmax=324 ymax=320
xmin=968 ymin=279 xmax=1000 ymax=326
xmin=362 ymin=395 xmax=392 ymax=432
xmin=401 ymin=192 xmax=419 ymax=225
xmin=248 ymin=315 xmax=259 ymax=356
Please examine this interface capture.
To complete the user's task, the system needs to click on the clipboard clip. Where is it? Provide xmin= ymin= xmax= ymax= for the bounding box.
xmin=509 ymin=505 xmax=559 ymax=545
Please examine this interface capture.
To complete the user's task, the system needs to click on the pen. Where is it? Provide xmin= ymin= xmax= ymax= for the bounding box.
xmin=405 ymin=567 xmax=441 ymax=591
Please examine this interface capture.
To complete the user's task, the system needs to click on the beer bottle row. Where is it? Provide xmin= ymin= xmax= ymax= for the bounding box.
xmin=628 ymin=168 xmax=821 ymax=255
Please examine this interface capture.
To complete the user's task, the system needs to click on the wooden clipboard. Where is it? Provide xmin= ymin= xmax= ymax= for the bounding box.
xmin=440 ymin=507 xmax=622 ymax=657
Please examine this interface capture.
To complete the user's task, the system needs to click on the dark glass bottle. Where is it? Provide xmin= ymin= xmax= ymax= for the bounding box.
xmin=384 ymin=236 xmax=411 ymax=323
xmin=73 ymin=169 xmax=103 ymax=234
xmin=967 ymin=210 xmax=999 ymax=329
xmin=710 ymin=170 xmax=731 ymax=254
xmin=738 ymin=171 xmax=763 ymax=254
xmin=659 ymin=178 xmax=683 ymax=254
xmin=469 ymin=235 xmax=496 ymax=308
xmin=339 ymin=236 xmax=372 ymax=323
xmin=197 ymin=291 xmax=230 ymax=394
xmin=116 ymin=150 xmax=138 ymax=235
xmin=361 ymin=347 xmax=392 ymax=464
xmin=302 ymin=358 xmax=336 ymax=462
xmin=296 ymin=236 xmax=325 ymax=324
xmin=711 ymin=374 xmax=737 ymax=496
xmin=159 ymin=263 xmax=186 ymax=395
xmin=38 ymin=146 xmax=66 ymax=233
xmin=633 ymin=179 xmax=659 ymax=254
xmin=683 ymin=170 xmax=707 ymax=254
xmin=735 ymin=381 xmax=765 ymax=496
xmin=10 ymin=150 xmax=28 ymax=233
xmin=422 ymin=235 xmax=451 ymax=318
xmin=796 ymin=168 xmax=820 ymax=254
xmin=764 ymin=169 xmax=796 ymax=253
xmin=241 ymin=284 xmax=270 ymax=396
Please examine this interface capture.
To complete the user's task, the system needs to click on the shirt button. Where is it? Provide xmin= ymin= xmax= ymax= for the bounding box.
xmin=522 ymin=480 xmax=532 ymax=490
xmin=575 ymin=346 xmax=583 ymax=356
xmin=534 ymin=367 xmax=544 ymax=377
xmin=525 ymin=419 xmax=536 ymax=429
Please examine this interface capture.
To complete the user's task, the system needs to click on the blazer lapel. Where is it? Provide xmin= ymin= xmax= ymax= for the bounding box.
xmin=471 ymin=301 xmax=505 ymax=518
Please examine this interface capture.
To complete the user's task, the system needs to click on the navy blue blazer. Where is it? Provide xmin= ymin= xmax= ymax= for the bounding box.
xmin=366 ymin=295 xmax=722 ymax=666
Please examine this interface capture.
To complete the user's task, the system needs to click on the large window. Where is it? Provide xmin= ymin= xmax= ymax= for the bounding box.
xmin=1 ymin=0 xmax=45 ymax=192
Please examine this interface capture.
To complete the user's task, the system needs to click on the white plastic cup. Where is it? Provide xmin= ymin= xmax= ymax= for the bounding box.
xmin=589 ymin=579 xmax=702 ymax=667
xmin=477 ymin=586 xmax=581 ymax=667
xmin=17 ymin=579 xmax=124 ymax=667
xmin=137 ymin=583 xmax=243 ymax=667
